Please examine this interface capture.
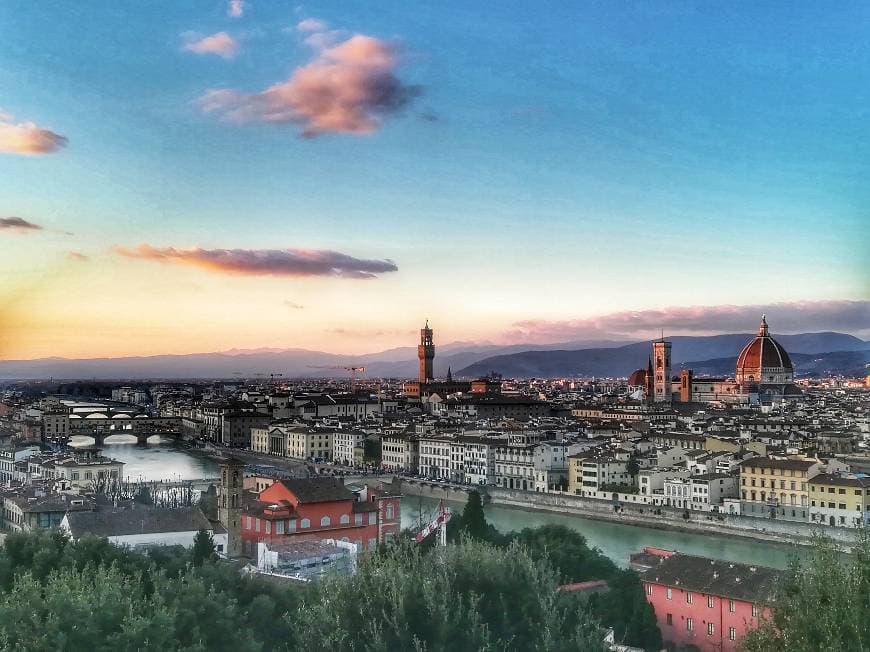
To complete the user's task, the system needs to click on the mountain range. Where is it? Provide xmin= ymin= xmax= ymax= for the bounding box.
xmin=0 ymin=332 xmax=866 ymax=381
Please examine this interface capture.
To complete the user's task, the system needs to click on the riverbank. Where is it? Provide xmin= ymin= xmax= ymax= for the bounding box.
xmin=388 ymin=478 xmax=859 ymax=550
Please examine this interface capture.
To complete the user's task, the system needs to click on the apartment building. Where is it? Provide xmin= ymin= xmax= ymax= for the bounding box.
xmin=809 ymin=473 xmax=870 ymax=528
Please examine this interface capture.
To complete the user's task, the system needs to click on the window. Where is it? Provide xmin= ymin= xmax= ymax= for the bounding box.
xmin=340 ymin=514 xmax=350 ymax=525
xmin=686 ymin=618 xmax=694 ymax=632
xmin=707 ymin=622 xmax=715 ymax=636
xmin=752 ymin=604 xmax=759 ymax=618
xmin=320 ymin=516 xmax=331 ymax=527
xmin=301 ymin=518 xmax=310 ymax=529
xmin=645 ymin=584 xmax=652 ymax=596
xmin=729 ymin=599 xmax=735 ymax=612
xmin=707 ymin=595 xmax=714 ymax=608
xmin=666 ymin=613 xmax=673 ymax=626
xmin=729 ymin=627 xmax=737 ymax=641
xmin=386 ymin=504 xmax=394 ymax=520
xmin=686 ymin=592 xmax=693 ymax=604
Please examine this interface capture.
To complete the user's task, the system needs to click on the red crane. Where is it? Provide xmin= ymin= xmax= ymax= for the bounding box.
xmin=414 ymin=499 xmax=452 ymax=546
xmin=306 ymin=365 xmax=366 ymax=391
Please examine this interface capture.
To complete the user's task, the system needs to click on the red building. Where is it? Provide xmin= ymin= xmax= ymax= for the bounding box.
xmin=630 ymin=548 xmax=781 ymax=652
xmin=240 ymin=477 xmax=401 ymax=558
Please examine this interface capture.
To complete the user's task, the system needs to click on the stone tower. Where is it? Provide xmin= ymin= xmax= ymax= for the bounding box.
xmin=218 ymin=457 xmax=244 ymax=558
xmin=418 ymin=320 xmax=435 ymax=383
xmin=652 ymin=338 xmax=672 ymax=403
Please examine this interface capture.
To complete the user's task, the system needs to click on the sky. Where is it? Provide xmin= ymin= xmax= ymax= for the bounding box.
xmin=1 ymin=1 xmax=868 ymax=360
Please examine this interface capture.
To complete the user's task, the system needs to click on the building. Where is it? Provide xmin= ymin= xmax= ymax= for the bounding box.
xmin=333 ymin=429 xmax=367 ymax=465
xmin=2 ymin=488 xmax=93 ymax=531
xmin=533 ymin=441 xmax=569 ymax=491
xmin=285 ymin=427 xmax=334 ymax=461
xmin=738 ymin=457 xmax=820 ymax=521
xmin=568 ymin=454 xmax=630 ymax=494
xmin=61 ymin=506 xmax=213 ymax=549
xmin=418 ymin=435 xmax=453 ymax=479
xmin=218 ymin=457 xmax=244 ymax=558
xmin=494 ymin=441 xmax=535 ymax=490
xmin=381 ymin=434 xmax=419 ymax=472
xmin=418 ymin=320 xmax=434 ymax=383
xmin=461 ymin=435 xmax=498 ymax=485
xmin=27 ymin=448 xmax=124 ymax=489
xmin=221 ymin=411 xmax=271 ymax=448
xmin=808 ymin=473 xmax=870 ymax=528
xmin=652 ymin=338 xmax=672 ymax=404
xmin=240 ymin=477 xmax=401 ymax=556
xmin=632 ymin=547 xmax=781 ymax=652
xmin=690 ymin=473 xmax=738 ymax=512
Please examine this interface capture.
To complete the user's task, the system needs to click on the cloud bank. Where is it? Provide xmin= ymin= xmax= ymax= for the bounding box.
xmin=0 ymin=114 xmax=67 ymax=155
xmin=66 ymin=251 xmax=89 ymax=262
xmin=199 ymin=27 xmax=419 ymax=136
xmin=0 ymin=217 xmax=43 ymax=232
xmin=113 ymin=244 xmax=398 ymax=279
xmin=506 ymin=300 xmax=870 ymax=342
xmin=183 ymin=32 xmax=239 ymax=59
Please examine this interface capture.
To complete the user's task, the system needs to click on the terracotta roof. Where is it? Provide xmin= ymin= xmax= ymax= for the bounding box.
xmin=277 ymin=477 xmax=354 ymax=504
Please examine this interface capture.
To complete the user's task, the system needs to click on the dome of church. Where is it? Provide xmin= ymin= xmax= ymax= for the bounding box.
xmin=735 ymin=316 xmax=793 ymax=385
xmin=628 ymin=369 xmax=648 ymax=386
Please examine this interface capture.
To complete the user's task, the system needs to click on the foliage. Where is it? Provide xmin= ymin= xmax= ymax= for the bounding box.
xmin=0 ymin=530 xmax=300 ymax=651
xmin=295 ymin=538 xmax=606 ymax=651
xmin=740 ymin=532 xmax=870 ymax=652
xmin=447 ymin=490 xmax=505 ymax=544
xmin=192 ymin=529 xmax=216 ymax=566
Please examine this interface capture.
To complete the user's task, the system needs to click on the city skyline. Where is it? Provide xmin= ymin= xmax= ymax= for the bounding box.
xmin=2 ymin=2 xmax=868 ymax=359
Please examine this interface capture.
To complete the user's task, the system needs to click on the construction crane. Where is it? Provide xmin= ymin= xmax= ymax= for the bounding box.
xmin=306 ymin=365 xmax=366 ymax=392
xmin=252 ymin=372 xmax=284 ymax=385
xmin=414 ymin=499 xmax=451 ymax=547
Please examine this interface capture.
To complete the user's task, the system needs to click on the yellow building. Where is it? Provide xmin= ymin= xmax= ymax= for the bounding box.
xmin=286 ymin=427 xmax=333 ymax=461
xmin=809 ymin=474 xmax=870 ymax=528
xmin=738 ymin=457 xmax=821 ymax=520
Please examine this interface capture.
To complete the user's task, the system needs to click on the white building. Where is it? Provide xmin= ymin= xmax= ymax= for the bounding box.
xmin=381 ymin=435 xmax=418 ymax=473
xmin=494 ymin=442 xmax=535 ymax=490
xmin=333 ymin=430 xmax=367 ymax=465
xmin=418 ymin=435 xmax=453 ymax=479
xmin=61 ymin=507 xmax=214 ymax=549
xmin=689 ymin=473 xmax=738 ymax=511
xmin=533 ymin=441 xmax=569 ymax=492
xmin=461 ymin=436 xmax=498 ymax=485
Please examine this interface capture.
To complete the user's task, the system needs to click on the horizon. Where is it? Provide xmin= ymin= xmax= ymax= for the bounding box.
xmin=2 ymin=3 xmax=868 ymax=360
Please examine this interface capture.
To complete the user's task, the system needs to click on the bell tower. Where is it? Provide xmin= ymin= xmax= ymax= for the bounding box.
xmin=418 ymin=320 xmax=435 ymax=383
xmin=652 ymin=337 xmax=672 ymax=403
xmin=218 ymin=457 xmax=244 ymax=558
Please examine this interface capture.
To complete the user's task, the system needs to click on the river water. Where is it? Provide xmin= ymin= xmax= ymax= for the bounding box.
xmin=73 ymin=438 xmax=792 ymax=569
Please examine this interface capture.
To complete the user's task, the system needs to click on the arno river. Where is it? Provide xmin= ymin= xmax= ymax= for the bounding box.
xmin=77 ymin=437 xmax=793 ymax=569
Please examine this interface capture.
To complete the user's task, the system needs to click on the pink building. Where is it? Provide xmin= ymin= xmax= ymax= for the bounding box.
xmin=630 ymin=548 xmax=781 ymax=652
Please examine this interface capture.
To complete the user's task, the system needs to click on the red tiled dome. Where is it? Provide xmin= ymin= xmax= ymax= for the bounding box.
xmin=736 ymin=316 xmax=793 ymax=381
xmin=628 ymin=369 xmax=647 ymax=386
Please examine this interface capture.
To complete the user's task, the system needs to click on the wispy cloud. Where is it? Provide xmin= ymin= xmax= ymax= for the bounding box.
xmin=0 ymin=113 xmax=67 ymax=155
xmin=67 ymin=251 xmax=89 ymax=262
xmin=506 ymin=300 xmax=870 ymax=342
xmin=0 ymin=217 xmax=43 ymax=232
xmin=199 ymin=26 xmax=419 ymax=137
xmin=182 ymin=32 xmax=239 ymax=59
xmin=227 ymin=0 xmax=245 ymax=18
xmin=113 ymin=244 xmax=398 ymax=279
xmin=296 ymin=18 xmax=327 ymax=33
xmin=283 ymin=300 xmax=304 ymax=309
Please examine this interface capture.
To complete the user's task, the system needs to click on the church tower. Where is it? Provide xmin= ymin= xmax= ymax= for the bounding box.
xmin=218 ymin=457 xmax=244 ymax=558
xmin=652 ymin=337 xmax=672 ymax=403
xmin=418 ymin=320 xmax=435 ymax=383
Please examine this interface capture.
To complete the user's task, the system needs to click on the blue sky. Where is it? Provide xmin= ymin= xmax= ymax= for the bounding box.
xmin=1 ymin=1 xmax=868 ymax=358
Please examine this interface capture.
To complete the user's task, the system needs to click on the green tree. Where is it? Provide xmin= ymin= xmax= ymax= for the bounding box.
xmin=191 ymin=530 xmax=216 ymax=567
xmin=626 ymin=458 xmax=640 ymax=486
xmin=295 ymin=538 xmax=606 ymax=651
xmin=740 ymin=532 xmax=870 ymax=651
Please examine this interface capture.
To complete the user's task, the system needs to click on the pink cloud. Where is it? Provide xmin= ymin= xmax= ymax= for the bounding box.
xmin=198 ymin=33 xmax=419 ymax=137
xmin=506 ymin=300 xmax=870 ymax=342
xmin=0 ymin=115 xmax=67 ymax=155
xmin=0 ymin=216 xmax=43 ymax=232
xmin=113 ymin=244 xmax=398 ymax=279
xmin=228 ymin=0 xmax=245 ymax=18
xmin=183 ymin=32 xmax=239 ymax=59
xmin=67 ymin=251 xmax=89 ymax=262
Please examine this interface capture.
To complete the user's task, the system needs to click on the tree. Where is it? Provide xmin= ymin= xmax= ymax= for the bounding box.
xmin=294 ymin=538 xmax=606 ymax=651
xmin=740 ymin=532 xmax=870 ymax=651
xmin=191 ymin=529 xmax=216 ymax=566
xmin=627 ymin=458 xmax=640 ymax=486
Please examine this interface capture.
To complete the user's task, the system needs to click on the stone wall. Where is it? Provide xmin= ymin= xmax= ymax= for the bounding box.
xmin=390 ymin=478 xmax=859 ymax=547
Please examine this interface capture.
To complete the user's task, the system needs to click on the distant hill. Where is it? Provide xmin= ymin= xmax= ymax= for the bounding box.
xmin=686 ymin=350 xmax=870 ymax=378
xmin=1 ymin=332 xmax=864 ymax=381
xmin=456 ymin=332 xmax=869 ymax=379
xmin=0 ymin=338 xmax=629 ymax=380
